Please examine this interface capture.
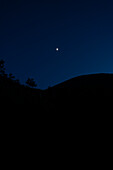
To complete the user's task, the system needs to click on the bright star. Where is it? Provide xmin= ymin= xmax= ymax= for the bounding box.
xmin=56 ymin=48 xmax=59 ymax=51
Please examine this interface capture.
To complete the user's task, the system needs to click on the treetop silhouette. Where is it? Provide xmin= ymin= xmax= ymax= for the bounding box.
xmin=26 ymin=78 xmax=37 ymax=88
xmin=0 ymin=59 xmax=5 ymax=76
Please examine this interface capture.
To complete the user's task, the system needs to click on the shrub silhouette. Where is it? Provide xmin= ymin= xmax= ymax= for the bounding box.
xmin=9 ymin=73 xmax=15 ymax=80
xmin=0 ymin=59 xmax=5 ymax=76
xmin=26 ymin=78 xmax=37 ymax=88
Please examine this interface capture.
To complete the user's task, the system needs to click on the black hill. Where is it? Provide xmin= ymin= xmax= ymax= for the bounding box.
xmin=52 ymin=73 xmax=113 ymax=102
xmin=0 ymin=72 xmax=112 ymax=147
xmin=0 ymin=73 xmax=113 ymax=112
xmin=44 ymin=73 xmax=113 ymax=111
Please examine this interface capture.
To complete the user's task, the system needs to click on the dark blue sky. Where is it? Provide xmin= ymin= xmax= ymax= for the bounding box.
xmin=0 ymin=0 xmax=113 ymax=89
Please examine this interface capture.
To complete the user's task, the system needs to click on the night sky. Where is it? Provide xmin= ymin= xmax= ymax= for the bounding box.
xmin=0 ymin=0 xmax=113 ymax=89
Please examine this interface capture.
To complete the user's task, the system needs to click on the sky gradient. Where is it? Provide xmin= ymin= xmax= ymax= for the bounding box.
xmin=0 ymin=0 xmax=113 ymax=89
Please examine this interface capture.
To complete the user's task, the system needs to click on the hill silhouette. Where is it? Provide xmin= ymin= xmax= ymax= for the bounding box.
xmin=1 ymin=72 xmax=112 ymax=151
xmin=0 ymin=74 xmax=41 ymax=105
xmin=0 ymin=72 xmax=113 ymax=112
xmin=42 ymin=73 xmax=113 ymax=111
xmin=48 ymin=73 xmax=113 ymax=97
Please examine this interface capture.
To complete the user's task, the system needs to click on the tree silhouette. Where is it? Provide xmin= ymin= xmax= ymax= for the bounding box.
xmin=26 ymin=78 xmax=37 ymax=88
xmin=0 ymin=59 xmax=5 ymax=76
xmin=9 ymin=73 xmax=15 ymax=80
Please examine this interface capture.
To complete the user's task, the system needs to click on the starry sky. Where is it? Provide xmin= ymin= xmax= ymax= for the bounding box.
xmin=0 ymin=0 xmax=113 ymax=89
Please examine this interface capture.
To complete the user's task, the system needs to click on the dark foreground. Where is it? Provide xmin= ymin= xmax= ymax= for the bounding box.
xmin=0 ymin=73 xmax=112 ymax=168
